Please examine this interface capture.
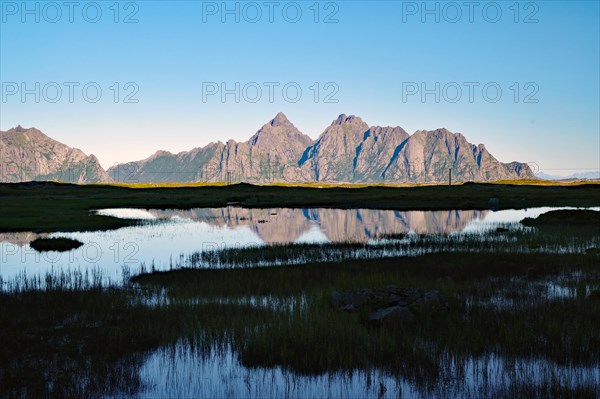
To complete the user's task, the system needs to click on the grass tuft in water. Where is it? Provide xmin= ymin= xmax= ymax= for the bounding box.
xmin=29 ymin=237 xmax=84 ymax=252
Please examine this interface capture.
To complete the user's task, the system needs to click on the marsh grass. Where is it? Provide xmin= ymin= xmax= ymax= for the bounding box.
xmin=29 ymin=237 xmax=84 ymax=252
xmin=1 ymin=209 xmax=599 ymax=397
xmin=184 ymin=226 xmax=599 ymax=269
xmin=1 ymin=267 xmax=115 ymax=293
xmin=0 ymin=269 xmax=279 ymax=398
xmin=143 ymin=252 xmax=599 ymax=397
xmin=2 ymin=251 xmax=599 ymax=397
xmin=133 ymin=252 xmax=600 ymax=362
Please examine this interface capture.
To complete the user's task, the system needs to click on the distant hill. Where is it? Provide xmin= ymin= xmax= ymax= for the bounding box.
xmin=0 ymin=126 xmax=110 ymax=183
xmin=537 ymin=171 xmax=600 ymax=180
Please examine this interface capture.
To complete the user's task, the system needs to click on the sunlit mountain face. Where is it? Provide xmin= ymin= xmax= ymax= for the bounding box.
xmin=1 ymin=113 xmax=536 ymax=185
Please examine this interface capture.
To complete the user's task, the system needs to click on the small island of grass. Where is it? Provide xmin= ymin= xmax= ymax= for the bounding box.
xmin=522 ymin=209 xmax=600 ymax=227
xmin=29 ymin=237 xmax=84 ymax=252
xmin=521 ymin=209 xmax=600 ymax=237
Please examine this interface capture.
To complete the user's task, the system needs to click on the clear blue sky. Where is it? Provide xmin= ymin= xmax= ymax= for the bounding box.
xmin=1 ymin=0 xmax=598 ymax=175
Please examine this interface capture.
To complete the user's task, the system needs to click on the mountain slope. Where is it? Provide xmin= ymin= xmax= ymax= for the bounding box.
xmin=109 ymin=113 xmax=535 ymax=184
xmin=299 ymin=114 xmax=370 ymax=182
xmin=0 ymin=126 xmax=110 ymax=183
xmin=4 ymin=113 xmax=537 ymax=184
xmin=377 ymin=128 xmax=531 ymax=183
xmin=300 ymin=117 xmax=535 ymax=183
xmin=108 ymin=112 xmax=314 ymax=183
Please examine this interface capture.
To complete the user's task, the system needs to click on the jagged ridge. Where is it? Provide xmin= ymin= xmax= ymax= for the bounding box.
xmin=1 ymin=113 xmax=536 ymax=184
xmin=107 ymin=113 xmax=536 ymax=184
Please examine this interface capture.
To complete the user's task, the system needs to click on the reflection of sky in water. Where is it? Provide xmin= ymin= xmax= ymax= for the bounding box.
xmin=294 ymin=224 xmax=330 ymax=244
xmin=136 ymin=343 xmax=600 ymax=399
xmin=0 ymin=207 xmax=598 ymax=282
xmin=0 ymin=219 xmax=264 ymax=282
xmin=96 ymin=208 xmax=158 ymax=220
xmin=461 ymin=206 xmax=600 ymax=233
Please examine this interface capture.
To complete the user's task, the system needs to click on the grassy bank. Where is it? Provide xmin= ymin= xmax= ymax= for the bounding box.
xmin=2 ymin=250 xmax=599 ymax=397
xmin=132 ymin=251 xmax=600 ymax=301
xmin=1 ymin=200 xmax=599 ymax=397
xmin=0 ymin=285 xmax=276 ymax=398
xmin=1 ymin=181 xmax=599 ymax=233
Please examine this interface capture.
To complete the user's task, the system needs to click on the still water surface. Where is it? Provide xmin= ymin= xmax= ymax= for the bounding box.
xmin=0 ymin=206 xmax=596 ymax=282
xmin=134 ymin=344 xmax=599 ymax=399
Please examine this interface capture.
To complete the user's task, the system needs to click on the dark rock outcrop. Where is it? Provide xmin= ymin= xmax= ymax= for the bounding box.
xmin=331 ymin=285 xmax=449 ymax=325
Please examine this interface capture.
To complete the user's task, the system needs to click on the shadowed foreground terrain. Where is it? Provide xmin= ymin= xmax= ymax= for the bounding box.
xmin=1 ymin=251 xmax=599 ymax=398
xmin=0 ymin=208 xmax=599 ymax=398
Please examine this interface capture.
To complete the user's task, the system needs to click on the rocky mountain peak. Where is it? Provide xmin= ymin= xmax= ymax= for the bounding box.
xmin=15 ymin=125 xmax=27 ymax=133
xmin=332 ymin=114 xmax=363 ymax=126
xmin=270 ymin=112 xmax=291 ymax=127
xmin=147 ymin=150 xmax=173 ymax=160
xmin=249 ymin=113 xmax=312 ymax=151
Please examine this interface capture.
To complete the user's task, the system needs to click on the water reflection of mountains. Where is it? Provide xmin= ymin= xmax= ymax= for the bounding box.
xmin=0 ymin=232 xmax=48 ymax=247
xmin=149 ymin=208 xmax=489 ymax=244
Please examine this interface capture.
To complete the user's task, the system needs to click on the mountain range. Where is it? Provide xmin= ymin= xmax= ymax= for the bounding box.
xmin=536 ymin=171 xmax=600 ymax=181
xmin=1 ymin=113 xmax=537 ymax=184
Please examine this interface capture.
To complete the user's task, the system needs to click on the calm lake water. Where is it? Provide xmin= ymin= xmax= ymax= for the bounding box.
xmin=134 ymin=344 xmax=599 ymax=399
xmin=0 ymin=206 xmax=597 ymax=283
